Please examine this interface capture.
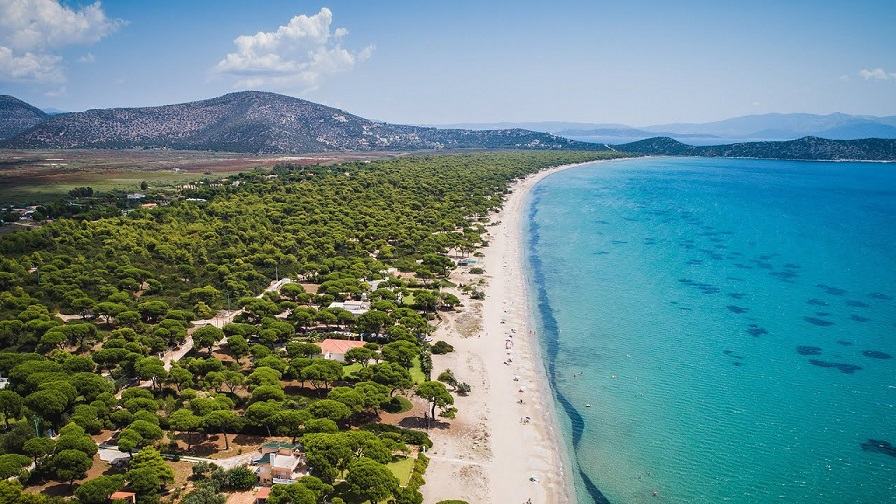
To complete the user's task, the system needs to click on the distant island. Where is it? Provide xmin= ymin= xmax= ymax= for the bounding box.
xmin=611 ymin=136 xmax=896 ymax=162
xmin=1 ymin=92 xmax=895 ymax=160
xmin=433 ymin=112 xmax=896 ymax=144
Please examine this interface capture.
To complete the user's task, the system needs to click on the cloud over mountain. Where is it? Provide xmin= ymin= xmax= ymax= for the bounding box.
xmin=0 ymin=0 xmax=123 ymax=83
xmin=214 ymin=7 xmax=373 ymax=92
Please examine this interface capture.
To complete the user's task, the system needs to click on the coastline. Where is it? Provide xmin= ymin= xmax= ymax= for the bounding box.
xmin=422 ymin=161 xmax=596 ymax=504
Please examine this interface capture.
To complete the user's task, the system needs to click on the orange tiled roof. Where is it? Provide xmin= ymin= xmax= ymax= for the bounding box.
xmin=316 ymin=338 xmax=365 ymax=355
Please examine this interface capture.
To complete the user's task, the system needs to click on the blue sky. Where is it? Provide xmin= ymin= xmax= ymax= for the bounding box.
xmin=1 ymin=0 xmax=894 ymax=126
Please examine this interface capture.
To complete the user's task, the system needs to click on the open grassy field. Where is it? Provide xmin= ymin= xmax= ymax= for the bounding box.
xmin=386 ymin=455 xmax=415 ymax=486
xmin=0 ymin=149 xmax=394 ymax=205
xmin=342 ymin=355 xmax=428 ymax=384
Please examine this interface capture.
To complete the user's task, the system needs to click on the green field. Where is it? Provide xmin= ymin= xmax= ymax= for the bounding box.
xmin=409 ymin=356 xmax=427 ymax=384
xmin=342 ymin=356 xmax=427 ymax=384
xmin=386 ymin=456 xmax=415 ymax=486
xmin=0 ymin=169 xmax=235 ymax=204
xmin=0 ymin=148 xmax=381 ymax=205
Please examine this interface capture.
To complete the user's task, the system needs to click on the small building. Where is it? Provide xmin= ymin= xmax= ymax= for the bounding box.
xmin=256 ymin=441 xmax=305 ymax=486
xmin=126 ymin=193 xmax=145 ymax=200
xmin=109 ymin=492 xmax=137 ymax=504
xmin=327 ymin=300 xmax=370 ymax=317
xmin=260 ymin=440 xmax=300 ymax=455
xmin=316 ymin=338 xmax=366 ymax=362
xmin=255 ymin=486 xmax=271 ymax=503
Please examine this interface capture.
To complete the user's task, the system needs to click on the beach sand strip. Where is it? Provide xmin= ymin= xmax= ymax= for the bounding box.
xmin=421 ymin=162 xmax=597 ymax=504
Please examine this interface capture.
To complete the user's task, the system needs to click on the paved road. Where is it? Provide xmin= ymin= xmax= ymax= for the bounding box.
xmin=99 ymin=445 xmax=259 ymax=469
xmin=163 ymin=277 xmax=291 ymax=370
xmin=108 ymin=278 xmax=295 ymax=457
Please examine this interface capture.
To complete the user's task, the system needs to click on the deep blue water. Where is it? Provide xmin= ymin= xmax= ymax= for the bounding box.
xmin=523 ymin=157 xmax=896 ymax=503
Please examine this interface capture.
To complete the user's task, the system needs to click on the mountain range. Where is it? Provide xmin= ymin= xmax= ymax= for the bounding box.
xmin=1 ymin=92 xmax=894 ymax=161
xmin=434 ymin=113 xmax=896 ymax=144
xmin=0 ymin=92 xmax=593 ymax=154
xmin=0 ymin=95 xmax=48 ymax=140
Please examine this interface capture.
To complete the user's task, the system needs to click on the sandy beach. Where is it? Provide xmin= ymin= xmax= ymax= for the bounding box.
xmin=421 ymin=162 xmax=594 ymax=504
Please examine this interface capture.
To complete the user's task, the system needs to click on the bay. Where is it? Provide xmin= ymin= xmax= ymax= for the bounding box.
xmin=524 ymin=157 xmax=896 ymax=503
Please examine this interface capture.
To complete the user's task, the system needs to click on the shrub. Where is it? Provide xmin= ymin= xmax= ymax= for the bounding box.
xmin=437 ymin=369 xmax=457 ymax=389
xmin=469 ymin=267 xmax=484 ymax=274
xmin=360 ymin=423 xmax=433 ymax=448
xmin=191 ymin=461 xmax=220 ymax=480
xmin=407 ymin=452 xmax=430 ymax=491
xmin=222 ymin=465 xmax=257 ymax=490
xmin=383 ymin=396 xmax=413 ymax=413
xmin=431 ymin=341 xmax=454 ymax=355
xmin=395 ymin=486 xmax=424 ymax=504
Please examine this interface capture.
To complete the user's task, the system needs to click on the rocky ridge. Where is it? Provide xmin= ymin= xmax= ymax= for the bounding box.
xmin=0 ymin=91 xmax=595 ymax=154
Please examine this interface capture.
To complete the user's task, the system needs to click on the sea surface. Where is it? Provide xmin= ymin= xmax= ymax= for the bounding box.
xmin=523 ymin=157 xmax=896 ymax=503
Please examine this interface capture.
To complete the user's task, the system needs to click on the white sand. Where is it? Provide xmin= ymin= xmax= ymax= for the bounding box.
xmin=422 ymin=162 xmax=597 ymax=504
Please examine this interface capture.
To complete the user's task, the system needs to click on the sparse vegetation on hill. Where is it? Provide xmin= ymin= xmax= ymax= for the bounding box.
xmin=0 ymin=95 xmax=49 ymax=141
xmin=613 ymin=136 xmax=896 ymax=161
xmin=0 ymin=91 xmax=604 ymax=154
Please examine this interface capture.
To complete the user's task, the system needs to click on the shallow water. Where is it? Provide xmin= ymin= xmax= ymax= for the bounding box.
xmin=524 ymin=157 xmax=896 ymax=503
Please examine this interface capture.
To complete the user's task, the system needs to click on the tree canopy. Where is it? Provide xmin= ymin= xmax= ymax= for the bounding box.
xmin=0 ymin=151 xmax=625 ymax=499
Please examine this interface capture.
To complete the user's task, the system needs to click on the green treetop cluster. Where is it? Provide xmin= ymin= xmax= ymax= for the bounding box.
xmin=0 ymin=150 xmax=624 ymax=503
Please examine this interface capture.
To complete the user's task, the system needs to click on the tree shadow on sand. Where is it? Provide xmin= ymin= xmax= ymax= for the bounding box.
xmin=398 ymin=415 xmax=450 ymax=430
xmin=232 ymin=433 xmax=267 ymax=446
xmin=34 ymin=483 xmax=71 ymax=497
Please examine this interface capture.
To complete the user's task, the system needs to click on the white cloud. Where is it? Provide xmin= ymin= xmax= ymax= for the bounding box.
xmin=0 ymin=45 xmax=63 ymax=82
xmin=78 ymin=53 xmax=96 ymax=64
xmin=859 ymin=68 xmax=896 ymax=81
xmin=214 ymin=7 xmax=373 ymax=92
xmin=0 ymin=0 xmax=123 ymax=82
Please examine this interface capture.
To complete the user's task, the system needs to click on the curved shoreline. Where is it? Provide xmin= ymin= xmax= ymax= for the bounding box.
xmin=422 ymin=160 xmax=613 ymax=504
xmin=524 ymin=192 xmax=612 ymax=504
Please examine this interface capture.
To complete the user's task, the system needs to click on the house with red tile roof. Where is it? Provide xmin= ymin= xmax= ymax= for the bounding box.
xmin=316 ymin=338 xmax=365 ymax=362
xmin=255 ymin=486 xmax=271 ymax=503
xmin=109 ymin=492 xmax=137 ymax=504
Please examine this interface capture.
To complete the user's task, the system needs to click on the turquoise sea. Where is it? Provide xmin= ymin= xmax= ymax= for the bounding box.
xmin=523 ymin=157 xmax=896 ymax=503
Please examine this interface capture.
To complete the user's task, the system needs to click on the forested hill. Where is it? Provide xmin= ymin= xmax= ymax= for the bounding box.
xmin=612 ymin=136 xmax=896 ymax=161
xmin=0 ymin=91 xmax=599 ymax=154
xmin=0 ymin=95 xmax=48 ymax=141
